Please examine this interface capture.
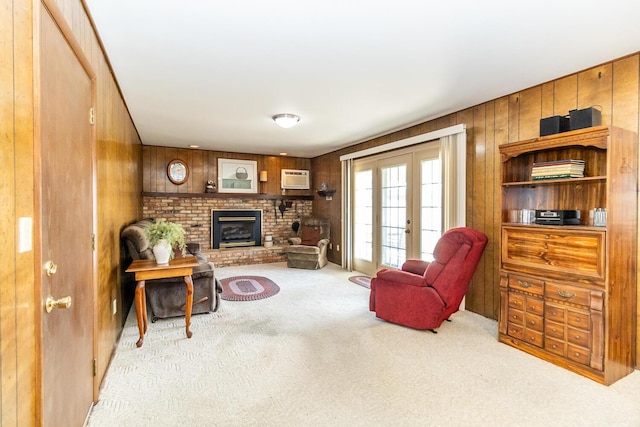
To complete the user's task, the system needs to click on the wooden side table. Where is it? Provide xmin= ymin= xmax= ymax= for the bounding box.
xmin=125 ymin=257 xmax=200 ymax=347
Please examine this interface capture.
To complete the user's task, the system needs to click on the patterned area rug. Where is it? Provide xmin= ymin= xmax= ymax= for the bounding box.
xmin=219 ymin=276 xmax=280 ymax=301
xmin=348 ymin=275 xmax=371 ymax=289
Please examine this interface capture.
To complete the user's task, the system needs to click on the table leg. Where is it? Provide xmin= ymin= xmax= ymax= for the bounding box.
xmin=135 ymin=280 xmax=147 ymax=347
xmin=142 ymin=285 xmax=148 ymax=333
xmin=183 ymin=275 xmax=194 ymax=339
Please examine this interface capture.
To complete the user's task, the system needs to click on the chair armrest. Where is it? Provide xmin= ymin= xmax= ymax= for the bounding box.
xmin=186 ymin=242 xmax=202 ymax=254
xmin=402 ymin=259 xmax=430 ymax=276
xmin=375 ymin=269 xmax=428 ymax=287
xmin=288 ymin=237 xmax=302 ymax=245
xmin=317 ymin=238 xmax=330 ymax=249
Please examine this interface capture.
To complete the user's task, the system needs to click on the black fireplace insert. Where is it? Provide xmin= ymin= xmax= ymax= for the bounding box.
xmin=212 ymin=209 xmax=262 ymax=249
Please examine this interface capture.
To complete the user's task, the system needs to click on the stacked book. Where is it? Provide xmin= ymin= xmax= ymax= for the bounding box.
xmin=531 ymin=159 xmax=585 ymax=180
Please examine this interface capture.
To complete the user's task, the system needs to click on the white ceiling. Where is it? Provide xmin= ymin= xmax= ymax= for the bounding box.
xmin=84 ymin=1 xmax=640 ymax=158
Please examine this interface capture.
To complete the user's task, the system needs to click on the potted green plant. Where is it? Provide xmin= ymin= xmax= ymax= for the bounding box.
xmin=145 ymin=219 xmax=187 ymax=264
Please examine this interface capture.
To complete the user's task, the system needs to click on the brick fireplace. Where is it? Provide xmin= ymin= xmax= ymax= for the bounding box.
xmin=142 ymin=195 xmax=313 ymax=267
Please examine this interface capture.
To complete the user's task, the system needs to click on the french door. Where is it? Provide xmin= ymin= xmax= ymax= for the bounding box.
xmin=351 ymin=145 xmax=441 ymax=276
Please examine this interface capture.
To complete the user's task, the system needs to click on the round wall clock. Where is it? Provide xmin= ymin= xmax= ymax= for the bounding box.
xmin=167 ymin=159 xmax=189 ymax=185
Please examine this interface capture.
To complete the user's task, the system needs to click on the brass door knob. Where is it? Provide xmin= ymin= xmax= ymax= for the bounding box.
xmin=45 ymin=296 xmax=72 ymax=313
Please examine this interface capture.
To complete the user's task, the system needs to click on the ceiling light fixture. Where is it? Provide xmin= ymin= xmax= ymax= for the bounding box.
xmin=272 ymin=113 xmax=300 ymax=128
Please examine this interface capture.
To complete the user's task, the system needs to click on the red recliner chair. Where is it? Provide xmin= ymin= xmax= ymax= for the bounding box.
xmin=369 ymin=227 xmax=488 ymax=331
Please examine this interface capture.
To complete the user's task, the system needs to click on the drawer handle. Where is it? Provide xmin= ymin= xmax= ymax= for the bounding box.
xmin=575 ymin=335 xmax=581 ymax=339
xmin=518 ymin=280 xmax=533 ymax=288
xmin=557 ymin=290 xmax=576 ymax=299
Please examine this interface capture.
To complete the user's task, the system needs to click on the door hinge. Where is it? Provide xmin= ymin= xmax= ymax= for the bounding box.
xmin=92 ymin=359 xmax=97 ymax=377
xmin=89 ymin=107 xmax=95 ymax=125
xmin=91 ymin=234 xmax=96 ymax=251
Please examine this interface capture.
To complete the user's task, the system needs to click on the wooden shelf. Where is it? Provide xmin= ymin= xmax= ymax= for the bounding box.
xmin=142 ymin=192 xmax=314 ymax=200
xmin=499 ymin=126 xmax=609 ymax=162
xmin=502 ymin=223 xmax=606 ymax=232
xmin=502 ymin=176 xmax=606 ymax=187
xmin=317 ymin=190 xmax=336 ymax=200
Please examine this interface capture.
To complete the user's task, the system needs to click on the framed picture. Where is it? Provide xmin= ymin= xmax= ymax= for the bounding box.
xmin=218 ymin=158 xmax=258 ymax=193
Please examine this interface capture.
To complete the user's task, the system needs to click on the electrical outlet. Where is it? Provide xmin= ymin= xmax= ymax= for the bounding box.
xmin=336 ymin=244 xmax=340 ymax=252
xmin=329 ymin=243 xmax=333 ymax=249
xmin=112 ymin=299 xmax=117 ymax=315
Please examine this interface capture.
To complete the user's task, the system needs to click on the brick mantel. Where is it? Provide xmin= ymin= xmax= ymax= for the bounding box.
xmin=143 ymin=195 xmax=313 ymax=266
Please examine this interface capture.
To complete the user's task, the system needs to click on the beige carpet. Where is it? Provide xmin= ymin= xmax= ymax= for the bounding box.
xmin=87 ymin=262 xmax=640 ymax=427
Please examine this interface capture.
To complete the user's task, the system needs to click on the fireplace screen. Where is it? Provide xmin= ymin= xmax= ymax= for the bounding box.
xmin=212 ymin=209 xmax=262 ymax=249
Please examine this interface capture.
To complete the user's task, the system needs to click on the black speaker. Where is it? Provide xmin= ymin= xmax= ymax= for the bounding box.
xmin=569 ymin=107 xmax=601 ymax=130
xmin=540 ymin=115 xmax=570 ymax=136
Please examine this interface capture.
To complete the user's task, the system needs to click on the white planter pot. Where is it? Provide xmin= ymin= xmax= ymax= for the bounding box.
xmin=152 ymin=239 xmax=172 ymax=265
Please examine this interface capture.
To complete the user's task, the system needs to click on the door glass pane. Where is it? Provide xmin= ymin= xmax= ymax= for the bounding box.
xmin=381 ymin=164 xmax=406 ymax=268
xmin=354 ymin=169 xmax=373 ymax=262
xmin=420 ymin=158 xmax=442 ymax=261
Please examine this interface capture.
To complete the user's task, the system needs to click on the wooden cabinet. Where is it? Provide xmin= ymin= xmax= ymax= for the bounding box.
xmin=498 ymin=126 xmax=637 ymax=385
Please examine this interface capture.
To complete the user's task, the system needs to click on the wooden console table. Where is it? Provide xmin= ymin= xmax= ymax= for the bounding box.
xmin=125 ymin=257 xmax=200 ymax=347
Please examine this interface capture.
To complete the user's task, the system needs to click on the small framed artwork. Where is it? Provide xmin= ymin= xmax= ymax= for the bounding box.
xmin=218 ymin=158 xmax=258 ymax=193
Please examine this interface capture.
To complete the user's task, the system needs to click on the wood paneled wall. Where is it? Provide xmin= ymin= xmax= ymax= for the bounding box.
xmin=1 ymin=1 xmax=38 ymax=424
xmin=313 ymin=54 xmax=640 ymax=366
xmin=1 ymin=0 xmax=142 ymax=424
xmin=143 ymin=146 xmax=312 ymax=197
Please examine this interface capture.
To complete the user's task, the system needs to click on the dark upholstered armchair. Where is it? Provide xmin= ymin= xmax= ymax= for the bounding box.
xmin=284 ymin=217 xmax=330 ymax=269
xmin=370 ymin=227 xmax=488 ymax=331
xmin=121 ymin=219 xmax=220 ymax=321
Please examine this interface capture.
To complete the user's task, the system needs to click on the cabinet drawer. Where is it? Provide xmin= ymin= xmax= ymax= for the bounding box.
xmin=524 ymin=329 xmax=544 ymax=348
xmin=545 ymin=336 xmax=565 ymax=357
xmin=567 ymin=326 xmax=590 ymax=348
xmin=507 ymin=323 xmax=524 ymax=340
xmin=545 ymin=282 xmax=591 ymax=307
xmin=567 ymin=309 xmax=590 ymax=330
xmin=508 ymin=274 xmax=544 ymax=295
xmin=567 ymin=344 xmax=590 ymax=366
xmin=508 ymin=308 xmax=524 ymax=325
xmin=526 ymin=298 xmax=544 ymax=316
xmin=502 ymin=227 xmax=605 ymax=280
xmin=508 ymin=294 xmax=524 ymax=310
xmin=545 ymin=320 xmax=565 ymax=340
xmin=545 ymin=303 xmax=566 ymax=323
xmin=525 ymin=313 xmax=544 ymax=333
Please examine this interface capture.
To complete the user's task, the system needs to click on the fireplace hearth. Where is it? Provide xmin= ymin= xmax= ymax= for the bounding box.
xmin=212 ymin=209 xmax=262 ymax=249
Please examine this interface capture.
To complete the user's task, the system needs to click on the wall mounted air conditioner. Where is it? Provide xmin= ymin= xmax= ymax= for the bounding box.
xmin=281 ymin=169 xmax=310 ymax=190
